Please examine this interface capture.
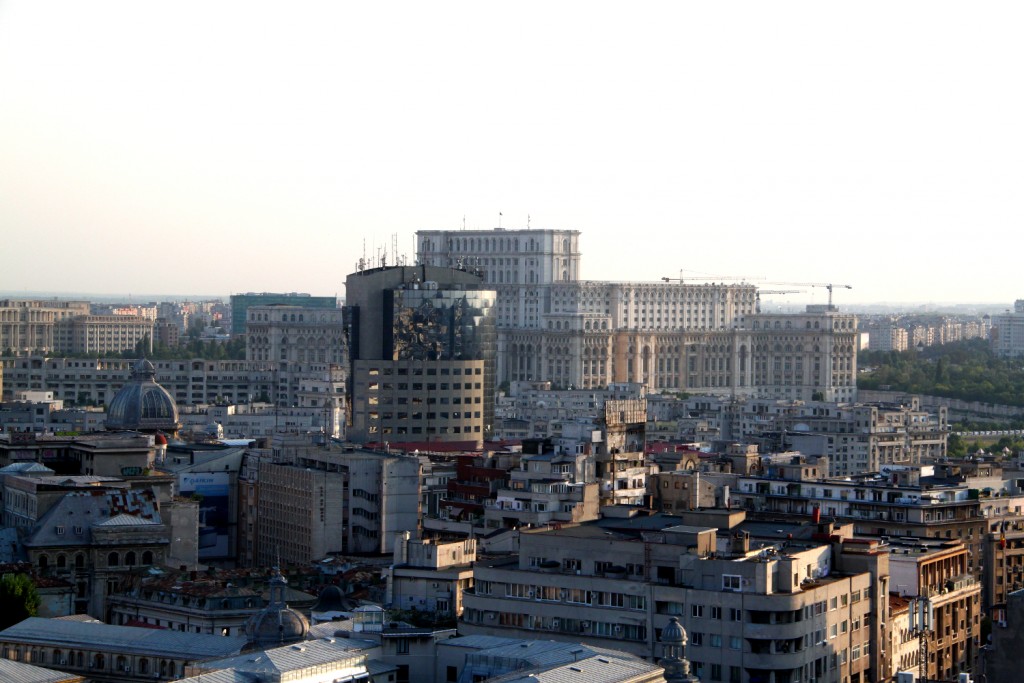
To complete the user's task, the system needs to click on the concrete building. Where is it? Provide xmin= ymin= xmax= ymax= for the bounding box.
xmin=461 ymin=514 xmax=888 ymax=683
xmin=107 ymin=575 xmax=264 ymax=636
xmin=230 ymin=292 xmax=338 ymax=337
xmin=887 ymin=539 xmax=981 ymax=681
xmin=483 ymin=439 xmax=599 ymax=530
xmin=384 ymin=534 xmax=476 ymax=617
xmin=0 ymin=354 xmax=341 ymax=411
xmin=245 ymin=303 xmax=347 ymax=366
xmin=732 ymin=466 xmax=986 ymax=577
xmin=663 ymin=395 xmax=947 ymax=478
xmin=0 ymin=300 xmax=91 ymax=354
xmin=417 ymin=228 xmax=856 ymax=402
xmin=23 ymin=488 xmax=171 ymax=618
xmin=253 ymin=436 xmax=422 ymax=563
xmin=54 ymin=315 xmax=154 ymax=355
xmin=346 ymin=264 xmax=497 ymax=446
xmin=991 ymin=300 xmax=1024 ymax=358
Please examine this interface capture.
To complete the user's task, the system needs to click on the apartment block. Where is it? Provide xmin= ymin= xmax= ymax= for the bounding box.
xmin=461 ymin=514 xmax=888 ymax=683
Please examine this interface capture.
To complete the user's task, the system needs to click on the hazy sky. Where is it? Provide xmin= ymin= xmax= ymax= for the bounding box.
xmin=2 ymin=2 xmax=1022 ymax=306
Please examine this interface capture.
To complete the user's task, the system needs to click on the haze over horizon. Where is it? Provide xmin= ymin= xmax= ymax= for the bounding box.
xmin=2 ymin=2 xmax=1022 ymax=306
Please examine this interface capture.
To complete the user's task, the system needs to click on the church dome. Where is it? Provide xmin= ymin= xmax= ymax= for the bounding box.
xmin=245 ymin=568 xmax=310 ymax=648
xmin=105 ymin=359 xmax=181 ymax=433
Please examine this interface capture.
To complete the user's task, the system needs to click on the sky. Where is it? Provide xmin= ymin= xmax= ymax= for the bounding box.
xmin=2 ymin=2 xmax=1022 ymax=306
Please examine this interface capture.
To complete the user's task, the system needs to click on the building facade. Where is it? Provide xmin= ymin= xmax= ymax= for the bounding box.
xmin=345 ymin=264 xmax=497 ymax=446
xmin=461 ymin=517 xmax=888 ymax=683
xmin=229 ymin=292 xmax=337 ymax=337
xmin=416 ymin=229 xmax=856 ymax=402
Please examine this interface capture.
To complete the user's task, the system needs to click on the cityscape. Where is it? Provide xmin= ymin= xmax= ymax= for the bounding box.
xmin=4 ymin=3 xmax=1024 ymax=683
xmin=1 ymin=226 xmax=1024 ymax=683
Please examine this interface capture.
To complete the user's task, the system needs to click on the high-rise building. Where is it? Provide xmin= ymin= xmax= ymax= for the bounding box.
xmin=991 ymin=300 xmax=1024 ymax=358
xmin=345 ymin=264 xmax=496 ymax=446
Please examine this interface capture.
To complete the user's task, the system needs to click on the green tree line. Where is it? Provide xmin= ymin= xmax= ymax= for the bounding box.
xmin=858 ymin=339 xmax=1024 ymax=407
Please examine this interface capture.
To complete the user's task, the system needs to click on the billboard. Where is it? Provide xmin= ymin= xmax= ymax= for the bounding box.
xmin=179 ymin=472 xmax=230 ymax=559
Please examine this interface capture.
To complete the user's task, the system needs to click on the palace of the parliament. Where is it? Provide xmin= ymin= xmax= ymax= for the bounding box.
xmin=417 ymin=228 xmax=857 ymax=402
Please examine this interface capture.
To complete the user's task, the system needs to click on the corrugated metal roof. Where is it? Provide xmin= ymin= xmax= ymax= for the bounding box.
xmin=0 ymin=658 xmax=84 ymax=683
xmin=0 ymin=618 xmax=246 ymax=659
xmin=96 ymin=513 xmax=160 ymax=527
xmin=194 ymin=639 xmax=369 ymax=676
xmin=442 ymin=635 xmax=523 ymax=650
xmin=486 ymin=652 xmax=662 ymax=683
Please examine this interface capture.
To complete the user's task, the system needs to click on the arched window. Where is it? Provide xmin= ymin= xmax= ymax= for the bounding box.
xmin=38 ymin=554 xmax=48 ymax=570
xmin=56 ymin=554 xmax=66 ymax=569
xmin=75 ymin=553 xmax=85 ymax=569
xmin=140 ymin=659 xmax=150 ymax=674
xmin=142 ymin=550 xmax=154 ymax=565
xmin=93 ymin=653 xmax=105 ymax=670
xmin=125 ymin=551 xmax=137 ymax=566
xmin=108 ymin=552 xmax=119 ymax=567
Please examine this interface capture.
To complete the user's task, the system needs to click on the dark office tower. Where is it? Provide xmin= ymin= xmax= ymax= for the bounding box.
xmin=345 ymin=264 xmax=496 ymax=447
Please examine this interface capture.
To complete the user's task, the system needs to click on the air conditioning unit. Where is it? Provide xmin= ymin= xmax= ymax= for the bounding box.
xmin=582 ymin=621 xmax=591 ymax=629
xmin=124 ymin=667 xmax=132 ymax=672
xmin=527 ymin=590 xmax=535 ymax=597
xmin=614 ymin=625 xmax=623 ymax=633
xmin=59 ymin=659 xmax=67 ymax=665
xmin=551 ymin=619 xmax=561 ymax=629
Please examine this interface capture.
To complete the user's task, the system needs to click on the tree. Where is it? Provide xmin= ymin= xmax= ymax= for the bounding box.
xmin=0 ymin=573 xmax=40 ymax=629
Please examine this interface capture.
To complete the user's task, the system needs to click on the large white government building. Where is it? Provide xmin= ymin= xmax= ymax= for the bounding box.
xmin=416 ymin=228 xmax=857 ymax=402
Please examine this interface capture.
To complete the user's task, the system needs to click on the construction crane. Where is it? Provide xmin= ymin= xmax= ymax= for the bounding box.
xmin=661 ymin=270 xmax=763 ymax=284
xmin=763 ymin=282 xmax=853 ymax=308
xmin=755 ymin=290 xmax=803 ymax=313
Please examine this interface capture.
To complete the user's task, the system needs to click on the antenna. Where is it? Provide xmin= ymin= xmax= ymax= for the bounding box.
xmin=527 ymin=214 xmax=531 ymax=229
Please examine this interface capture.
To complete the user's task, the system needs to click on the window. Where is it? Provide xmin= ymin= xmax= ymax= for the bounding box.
xmin=730 ymin=608 xmax=742 ymax=622
xmin=396 ymin=639 xmax=410 ymax=655
xmin=692 ymin=604 xmax=704 ymax=618
xmin=711 ymin=606 xmax=722 ymax=619
xmin=710 ymin=634 xmax=722 ymax=648
xmin=711 ymin=663 xmax=722 ymax=681
xmin=691 ymin=632 xmax=704 ymax=646
xmin=723 ymin=575 xmax=741 ymax=591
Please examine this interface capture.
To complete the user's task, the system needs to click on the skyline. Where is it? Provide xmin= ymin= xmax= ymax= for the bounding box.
xmin=2 ymin=3 xmax=1023 ymax=304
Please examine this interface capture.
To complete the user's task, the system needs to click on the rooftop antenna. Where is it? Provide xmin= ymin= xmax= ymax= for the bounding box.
xmin=462 ymin=215 xmax=466 ymax=230
xmin=527 ymin=214 xmax=531 ymax=229
xmin=498 ymin=212 xmax=502 ymax=229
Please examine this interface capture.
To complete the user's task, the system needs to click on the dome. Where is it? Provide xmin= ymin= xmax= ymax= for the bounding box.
xmin=105 ymin=360 xmax=180 ymax=433
xmin=661 ymin=617 xmax=687 ymax=646
xmin=245 ymin=568 xmax=310 ymax=648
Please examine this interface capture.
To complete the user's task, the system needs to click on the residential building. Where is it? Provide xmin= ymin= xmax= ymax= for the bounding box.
xmin=991 ymin=300 xmax=1024 ymax=358
xmin=887 ymin=538 xmax=981 ymax=681
xmin=483 ymin=438 xmax=599 ymax=530
xmin=384 ymin=533 xmax=476 ymax=617
xmin=54 ymin=315 xmax=154 ymax=355
xmin=0 ymin=354 xmax=339 ymax=411
xmin=254 ymin=436 xmax=421 ymax=563
xmin=461 ymin=514 xmax=888 ymax=683
xmin=732 ymin=466 xmax=986 ymax=576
